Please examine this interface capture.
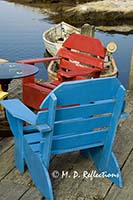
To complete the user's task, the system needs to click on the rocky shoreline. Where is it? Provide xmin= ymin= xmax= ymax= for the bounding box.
xmin=8 ymin=0 xmax=133 ymax=33
xmin=66 ymin=0 xmax=133 ymax=26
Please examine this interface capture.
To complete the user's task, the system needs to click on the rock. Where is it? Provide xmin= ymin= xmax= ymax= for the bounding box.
xmin=65 ymin=0 xmax=133 ymax=26
xmin=96 ymin=25 xmax=133 ymax=33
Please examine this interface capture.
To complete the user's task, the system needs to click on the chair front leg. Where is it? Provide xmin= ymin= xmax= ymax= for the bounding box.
xmin=6 ymin=111 xmax=25 ymax=173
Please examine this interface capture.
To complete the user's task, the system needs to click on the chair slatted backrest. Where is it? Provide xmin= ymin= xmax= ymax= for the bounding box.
xmin=57 ymin=33 xmax=106 ymax=71
xmin=36 ymin=77 xmax=125 ymax=154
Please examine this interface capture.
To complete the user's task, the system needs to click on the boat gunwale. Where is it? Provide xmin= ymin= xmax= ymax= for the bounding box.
xmin=43 ymin=21 xmax=80 ymax=46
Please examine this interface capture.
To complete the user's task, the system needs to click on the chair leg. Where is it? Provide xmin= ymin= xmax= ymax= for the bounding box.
xmin=106 ymin=152 xmax=122 ymax=187
xmin=6 ymin=111 xmax=25 ymax=173
xmin=88 ymin=147 xmax=122 ymax=187
xmin=24 ymin=137 xmax=54 ymax=200
xmin=14 ymin=136 xmax=25 ymax=173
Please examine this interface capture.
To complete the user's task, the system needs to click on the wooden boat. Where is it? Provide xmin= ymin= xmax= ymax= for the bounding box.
xmin=47 ymin=54 xmax=118 ymax=81
xmin=43 ymin=23 xmax=118 ymax=80
xmin=43 ymin=21 xmax=80 ymax=56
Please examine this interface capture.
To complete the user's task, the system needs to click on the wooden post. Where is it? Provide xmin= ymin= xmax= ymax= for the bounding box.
xmin=81 ymin=23 xmax=95 ymax=37
xmin=128 ymin=48 xmax=133 ymax=90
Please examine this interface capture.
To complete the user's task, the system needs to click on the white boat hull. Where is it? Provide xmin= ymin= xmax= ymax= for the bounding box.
xmin=43 ymin=22 xmax=80 ymax=56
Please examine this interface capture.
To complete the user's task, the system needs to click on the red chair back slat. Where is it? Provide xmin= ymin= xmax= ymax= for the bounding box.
xmin=58 ymin=48 xmax=104 ymax=69
xmin=61 ymin=34 xmax=106 ymax=58
xmin=59 ymin=59 xmax=101 ymax=72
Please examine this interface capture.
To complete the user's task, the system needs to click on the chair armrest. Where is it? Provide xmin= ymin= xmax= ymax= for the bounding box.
xmin=16 ymin=57 xmax=60 ymax=65
xmin=23 ymin=124 xmax=51 ymax=134
xmin=36 ymin=124 xmax=51 ymax=133
xmin=0 ymin=99 xmax=37 ymax=125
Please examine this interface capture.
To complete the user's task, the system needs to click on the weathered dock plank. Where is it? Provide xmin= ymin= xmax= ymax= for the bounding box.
xmin=0 ymin=169 xmax=33 ymax=200
xmin=125 ymin=91 xmax=133 ymax=114
xmin=0 ymin=146 xmax=14 ymax=180
xmin=3 ymin=168 xmax=31 ymax=186
xmin=0 ymin=182 xmax=29 ymax=200
xmin=51 ymin=152 xmax=95 ymax=200
xmin=0 ymin=142 xmax=35 ymax=200
xmin=50 ymin=152 xmax=83 ymax=190
xmin=113 ymin=112 xmax=133 ymax=167
xmin=0 ymin=137 xmax=14 ymax=156
xmin=19 ymin=186 xmax=42 ymax=200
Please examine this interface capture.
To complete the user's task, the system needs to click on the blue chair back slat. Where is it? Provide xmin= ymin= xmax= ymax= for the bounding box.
xmin=52 ymin=129 xmax=107 ymax=154
xmin=40 ymin=77 xmax=120 ymax=109
xmin=37 ymin=99 xmax=115 ymax=123
xmin=54 ymin=115 xmax=111 ymax=136
xmin=55 ymin=100 xmax=115 ymax=121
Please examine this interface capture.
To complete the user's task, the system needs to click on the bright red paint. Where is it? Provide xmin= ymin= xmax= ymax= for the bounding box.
xmin=17 ymin=34 xmax=107 ymax=110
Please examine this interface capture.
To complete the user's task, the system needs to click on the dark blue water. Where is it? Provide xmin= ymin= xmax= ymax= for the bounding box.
xmin=0 ymin=0 xmax=55 ymax=80
xmin=0 ymin=0 xmax=133 ymax=88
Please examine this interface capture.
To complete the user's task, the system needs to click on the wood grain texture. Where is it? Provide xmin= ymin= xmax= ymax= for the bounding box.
xmin=0 ymin=147 xmax=14 ymax=180
xmin=0 ymin=137 xmax=14 ymax=156
xmin=0 ymin=182 xmax=28 ymax=200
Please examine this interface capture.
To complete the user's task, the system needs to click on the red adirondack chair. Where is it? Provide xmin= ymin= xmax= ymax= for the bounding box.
xmin=17 ymin=34 xmax=106 ymax=110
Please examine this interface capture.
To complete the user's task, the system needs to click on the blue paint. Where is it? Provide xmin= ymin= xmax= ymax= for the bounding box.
xmin=0 ymin=77 xmax=129 ymax=199
xmin=0 ymin=0 xmax=132 ymax=88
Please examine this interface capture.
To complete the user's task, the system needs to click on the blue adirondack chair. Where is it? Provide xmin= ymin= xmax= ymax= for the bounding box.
xmin=0 ymin=77 xmax=129 ymax=200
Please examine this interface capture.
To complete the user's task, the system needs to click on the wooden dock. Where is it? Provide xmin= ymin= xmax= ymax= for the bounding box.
xmin=0 ymin=86 xmax=132 ymax=200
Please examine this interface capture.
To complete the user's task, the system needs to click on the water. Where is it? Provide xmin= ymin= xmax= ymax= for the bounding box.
xmin=0 ymin=0 xmax=55 ymax=80
xmin=0 ymin=0 xmax=133 ymax=88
